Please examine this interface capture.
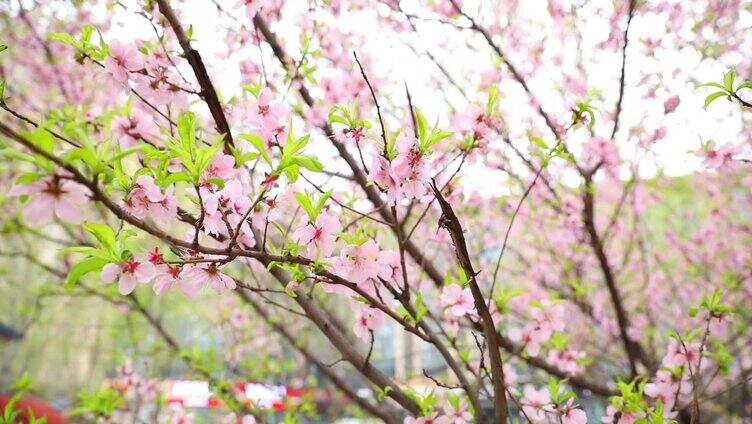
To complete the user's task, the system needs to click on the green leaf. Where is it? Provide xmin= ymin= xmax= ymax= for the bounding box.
xmin=531 ymin=137 xmax=548 ymax=149
xmin=415 ymin=108 xmax=428 ymax=142
xmin=424 ymin=130 xmax=453 ymax=151
xmin=294 ymin=192 xmax=316 ymax=221
xmin=49 ymin=32 xmax=80 ymax=48
xmin=704 ymin=92 xmax=727 ymax=108
xmin=700 ymin=82 xmax=726 ymax=90
xmin=163 ymin=171 xmax=194 ymax=185
xmin=0 ymin=44 xmax=7 ymax=53
xmin=239 ymin=133 xmax=271 ymax=165
xmin=83 ymin=222 xmax=117 ymax=252
xmin=291 ymin=154 xmax=323 ymax=172
xmin=737 ymin=82 xmax=752 ymax=91
xmin=723 ymin=70 xmax=735 ymax=91
xmin=65 ymin=257 xmax=108 ymax=290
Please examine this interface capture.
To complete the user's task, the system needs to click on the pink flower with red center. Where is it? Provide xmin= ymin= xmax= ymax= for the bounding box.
xmin=644 ymin=370 xmax=679 ymax=411
xmin=352 ymin=303 xmax=384 ymax=341
xmin=182 ymin=262 xmax=236 ymax=294
xmin=520 ymin=385 xmax=552 ymax=422
xmin=8 ymin=176 xmax=89 ymax=224
xmin=153 ymin=264 xmax=185 ymax=295
xmin=112 ymin=108 xmax=160 ymax=148
xmin=369 ymin=154 xmax=402 ymax=204
xmin=293 ymin=211 xmax=340 ymax=258
xmin=335 ymin=239 xmax=380 ymax=284
xmin=104 ymin=40 xmax=144 ymax=85
xmin=404 ymin=413 xmax=450 ymax=424
xmin=561 ymin=398 xmax=587 ymax=424
xmin=101 ymin=258 xmax=156 ymax=295
xmin=699 ymin=141 xmax=738 ymax=168
xmin=440 ymin=284 xmax=475 ymax=317
xmin=124 ymin=175 xmax=168 ymax=220
xmin=202 ymin=153 xmax=237 ymax=182
xmin=443 ymin=400 xmax=471 ymax=424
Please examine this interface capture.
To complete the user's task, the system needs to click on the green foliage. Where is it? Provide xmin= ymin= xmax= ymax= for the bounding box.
xmin=571 ymin=99 xmax=598 ymax=130
xmin=63 ymin=223 xmax=133 ymax=289
xmin=547 ymin=377 xmax=576 ymax=405
xmin=493 ymin=286 xmax=526 ymax=314
xmin=609 ymin=378 xmax=647 ymax=415
xmin=69 ymin=387 xmax=123 ymax=419
xmin=161 ymin=112 xmax=225 ymax=185
xmin=294 ymin=190 xmax=332 ymax=222
xmin=328 ymin=104 xmax=372 ymax=129
xmin=403 ymin=388 xmax=437 ymax=416
xmin=1 ymin=373 xmax=46 ymax=424
xmin=688 ymin=288 xmax=733 ymax=318
xmin=279 ymin=130 xmax=323 ymax=181
xmin=702 ymin=70 xmax=752 ymax=108
xmin=49 ymin=25 xmax=108 ymax=62
xmin=414 ymin=108 xmax=453 ymax=153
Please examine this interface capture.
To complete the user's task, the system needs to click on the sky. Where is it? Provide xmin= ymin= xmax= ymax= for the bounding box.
xmin=105 ymin=0 xmax=748 ymax=191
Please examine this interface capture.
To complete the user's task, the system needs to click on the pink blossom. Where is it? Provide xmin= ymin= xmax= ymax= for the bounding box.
xmin=600 ymin=405 xmax=643 ymax=424
xmin=336 ymin=239 xmax=380 ymax=284
xmin=561 ymin=398 xmax=587 ymax=424
xmin=8 ymin=176 xmax=89 ymax=224
xmin=182 ymin=263 xmax=237 ymax=294
xmin=520 ymin=385 xmax=552 ymax=422
xmin=294 ymin=211 xmax=341 ymax=258
xmin=112 ymin=108 xmax=160 ymax=148
xmin=440 ymin=284 xmax=475 ymax=317
xmin=101 ymin=258 xmax=156 ymax=295
xmin=403 ymin=413 xmax=450 ymax=424
xmin=443 ymin=400 xmax=472 ymax=424
xmin=124 ymin=175 xmax=168 ymax=220
xmin=202 ymin=153 xmax=237 ymax=182
xmin=353 ymin=303 xmax=384 ymax=340
xmin=663 ymin=95 xmax=680 ymax=114
xmin=105 ymin=40 xmax=143 ymax=85
xmin=699 ymin=142 xmax=737 ymax=168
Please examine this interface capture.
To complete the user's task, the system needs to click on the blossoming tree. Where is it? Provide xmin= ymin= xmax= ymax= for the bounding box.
xmin=0 ymin=0 xmax=750 ymax=423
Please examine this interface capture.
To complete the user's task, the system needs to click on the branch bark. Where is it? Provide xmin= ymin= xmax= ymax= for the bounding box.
xmin=154 ymin=0 xmax=234 ymax=145
xmin=430 ymin=181 xmax=508 ymax=423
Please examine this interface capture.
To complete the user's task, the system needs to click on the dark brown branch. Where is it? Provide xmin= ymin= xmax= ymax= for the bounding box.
xmin=582 ymin=175 xmax=654 ymax=376
xmin=430 ymin=180 xmax=509 ymax=423
xmin=154 ymin=0 xmax=234 ymax=146
xmin=610 ymin=0 xmax=637 ymax=140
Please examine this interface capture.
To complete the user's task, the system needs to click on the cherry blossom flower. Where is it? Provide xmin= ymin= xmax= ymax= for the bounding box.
xmin=294 ymin=211 xmax=340 ymax=258
xmin=336 ymin=239 xmax=380 ymax=284
xmin=663 ymin=95 xmax=680 ymax=114
xmin=352 ymin=303 xmax=384 ymax=341
xmin=560 ymin=398 xmax=587 ymax=424
xmin=112 ymin=108 xmax=160 ymax=148
xmin=440 ymin=284 xmax=475 ymax=317
xmin=404 ymin=413 xmax=450 ymax=424
xmin=520 ymin=385 xmax=552 ymax=422
xmin=600 ymin=405 xmax=643 ymax=424
xmin=182 ymin=262 xmax=236 ymax=294
xmin=443 ymin=399 xmax=472 ymax=424
xmin=105 ymin=40 xmax=143 ymax=85
xmin=8 ymin=176 xmax=89 ymax=224
xmin=699 ymin=141 xmax=737 ymax=168
xmin=101 ymin=258 xmax=156 ymax=295
xmin=202 ymin=153 xmax=237 ymax=182
xmin=124 ymin=175 xmax=168 ymax=220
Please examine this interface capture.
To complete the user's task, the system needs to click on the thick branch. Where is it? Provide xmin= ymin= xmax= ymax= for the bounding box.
xmin=238 ymin=290 xmax=401 ymax=424
xmin=582 ymin=175 xmax=654 ymax=376
xmin=154 ymin=0 xmax=234 ymax=145
xmin=430 ymin=181 xmax=508 ymax=423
